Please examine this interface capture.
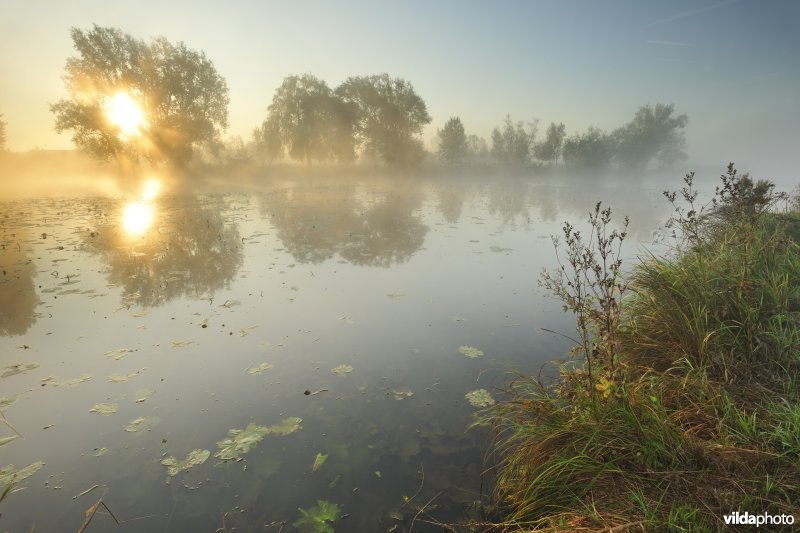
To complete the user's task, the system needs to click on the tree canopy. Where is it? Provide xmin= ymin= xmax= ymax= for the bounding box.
xmin=335 ymin=74 xmax=431 ymax=166
xmin=533 ymin=122 xmax=566 ymax=165
xmin=436 ymin=117 xmax=468 ymax=165
xmin=562 ymin=127 xmax=614 ymax=169
xmin=255 ymin=74 xmax=355 ymax=164
xmin=51 ymin=25 xmax=229 ymax=166
xmin=491 ymin=115 xmax=535 ymax=166
xmin=613 ymin=103 xmax=688 ymax=171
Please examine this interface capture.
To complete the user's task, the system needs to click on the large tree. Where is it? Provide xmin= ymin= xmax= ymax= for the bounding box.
xmin=533 ymin=122 xmax=566 ymax=165
xmin=51 ymin=25 xmax=229 ymax=166
xmin=255 ymin=74 xmax=356 ymax=164
xmin=335 ymin=74 xmax=431 ymax=166
xmin=613 ymin=103 xmax=688 ymax=171
xmin=436 ymin=117 xmax=468 ymax=165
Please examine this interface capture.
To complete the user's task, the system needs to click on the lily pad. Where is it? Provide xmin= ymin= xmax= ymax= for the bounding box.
xmin=465 ymin=389 xmax=495 ymax=408
xmin=161 ymin=449 xmax=210 ymax=477
xmin=1 ymin=363 xmax=39 ymax=378
xmin=331 ymin=364 xmax=353 ymax=376
xmin=124 ymin=416 xmax=161 ymax=433
xmin=458 ymin=346 xmax=484 ymax=359
xmin=294 ymin=500 xmax=340 ymax=533
xmin=247 ymin=362 xmax=274 ymax=375
xmin=266 ymin=416 xmax=303 ymax=436
xmin=215 ymin=423 xmax=270 ymax=461
xmin=393 ymin=389 xmax=414 ymax=401
xmin=0 ymin=461 xmax=45 ymax=486
xmin=89 ymin=403 xmax=119 ymax=415
xmin=311 ymin=452 xmax=328 ymax=473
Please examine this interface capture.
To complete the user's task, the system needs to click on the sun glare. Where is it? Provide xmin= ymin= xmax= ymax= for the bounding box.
xmin=122 ymin=202 xmax=154 ymax=236
xmin=105 ymin=92 xmax=146 ymax=139
xmin=141 ymin=178 xmax=161 ymax=201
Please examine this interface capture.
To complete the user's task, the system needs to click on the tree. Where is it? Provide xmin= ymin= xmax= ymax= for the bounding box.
xmin=255 ymin=74 xmax=356 ymax=164
xmin=51 ymin=25 xmax=229 ymax=167
xmin=562 ymin=127 xmax=614 ymax=170
xmin=612 ymin=103 xmax=688 ymax=171
xmin=436 ymin=117 xmax=468 ymax=165
xmin=533 ymin=122 xmax=566 ymax=165
xmin=467 ymin=134 xmax=488 ymax=160
xmin=0 ymin=114 xmax=6 ymax=151
xmin=335 ymin=74 xmax=431 ymax=166
xmin=490 ymin=115 xmax=536 ymax=166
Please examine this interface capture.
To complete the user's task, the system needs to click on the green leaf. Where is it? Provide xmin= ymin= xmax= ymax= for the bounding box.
xmin=294 ymin=500 xmax=340 ymax=533
xmin=311 ymin=452 xmax=328 ymax=473
xmin=465 ymin=389 xmax=495 ymax=408
xmin=161 ymin=449 xmax=210 ymax=476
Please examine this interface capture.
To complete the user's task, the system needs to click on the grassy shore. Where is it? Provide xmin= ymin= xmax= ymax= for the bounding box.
xmin=478 ymin=165 xmax=800 ymax=531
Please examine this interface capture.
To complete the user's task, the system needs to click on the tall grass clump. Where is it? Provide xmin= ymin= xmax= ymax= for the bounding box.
xmin=476 ymin=164 xmax=800 ymax=531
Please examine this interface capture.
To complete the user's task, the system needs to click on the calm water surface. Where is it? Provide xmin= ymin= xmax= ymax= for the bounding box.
xmin=0 ymin=175 xmax=667 ymax=531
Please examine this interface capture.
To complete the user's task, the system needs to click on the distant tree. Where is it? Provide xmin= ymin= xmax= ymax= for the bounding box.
xmin=51 ymin=25 xmax=229 ymax=167
xmin=562 ymin=127 xmax=614 ymax=169
xmin=613 ymin=103 xmax=688 ymax=171
xmin=467 ymin=134 xmax=489 ymax=161
xmin=256 ymin=74 xmax=356 ymax=164
xmin=436 ymin=117 xmax=468 ymax=165
xmin=533 ymin=122 xmax=566 ymax=165
xmin=491 ymin=115 xmax=536 ymax=166
xmin=0 ymin=114 xmax=6 ymax=150
xmin=335 ymin=74 xmax=431 ymax=166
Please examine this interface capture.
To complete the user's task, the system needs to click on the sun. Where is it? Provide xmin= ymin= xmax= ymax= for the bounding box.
xmin=122 ymin=201 xmax=154 ymax=236
xmin=104 ymin=92 xmax=146 ymax=139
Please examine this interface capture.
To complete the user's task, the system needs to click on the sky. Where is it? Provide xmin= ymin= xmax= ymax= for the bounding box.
xmin=1 ymin=0 xmax=798 ymax=175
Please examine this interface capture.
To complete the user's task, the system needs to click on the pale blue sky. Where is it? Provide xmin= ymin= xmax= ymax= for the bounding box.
xmin=1 ymin=0 xmax=798 ymax=173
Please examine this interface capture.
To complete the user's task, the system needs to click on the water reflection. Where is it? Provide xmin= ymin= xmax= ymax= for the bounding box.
xmin=0 ymin=227 xmax=38 ymax=336
xmin=84 ymin=195 xmax=243 ymax=307
xmin=260 ymin=181 xmax=428 ymax=267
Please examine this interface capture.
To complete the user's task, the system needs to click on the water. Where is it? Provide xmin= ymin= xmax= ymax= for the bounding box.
xmin=0 ymin=174 xmax=668 ymax=531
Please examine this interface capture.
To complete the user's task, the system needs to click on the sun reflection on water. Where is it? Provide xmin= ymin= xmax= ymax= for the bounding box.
xmin=122 ymin=201 xmax=154 ymax=236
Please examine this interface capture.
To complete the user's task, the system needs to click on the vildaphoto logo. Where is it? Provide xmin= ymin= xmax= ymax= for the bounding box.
xmin=723 ymin=511 xmax=795 ymax=527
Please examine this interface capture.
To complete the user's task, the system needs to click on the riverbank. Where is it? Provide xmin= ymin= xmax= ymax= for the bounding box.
xmin=479 ymin=165 xmax=800 ymax=530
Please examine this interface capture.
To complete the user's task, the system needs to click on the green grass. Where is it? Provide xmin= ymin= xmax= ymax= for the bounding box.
xmin=475 ymin=166 xmax=800 ymax=531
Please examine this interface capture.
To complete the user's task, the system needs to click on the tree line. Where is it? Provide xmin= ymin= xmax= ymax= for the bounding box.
xmin=38 ymin=25 xmax=688 ymax=173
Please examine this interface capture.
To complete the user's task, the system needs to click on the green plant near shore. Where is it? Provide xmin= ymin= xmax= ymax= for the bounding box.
xmin=476 ymin=164 xmax=800 ymax=531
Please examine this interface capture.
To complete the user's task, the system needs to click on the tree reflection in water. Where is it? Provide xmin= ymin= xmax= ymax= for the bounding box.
xmin=0 ymin=227 xmax=38 ymax=336
xmin=83 ymin=195 xmax=243 ymax=308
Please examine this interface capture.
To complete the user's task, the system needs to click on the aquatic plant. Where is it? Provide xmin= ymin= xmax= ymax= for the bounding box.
xmin=293 ymin=500 xmax=340 ymax=533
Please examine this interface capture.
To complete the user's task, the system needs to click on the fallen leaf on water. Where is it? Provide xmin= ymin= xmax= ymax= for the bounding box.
xmin=265 ymin=417 xmax=303 ymax=436
xmin=89 ymin=403 xmax=119 ymax=416
xmin=311 ymin=452 xmax=328 ymax=472
xmin=53 ymin=375 xmax=93 ymax=387
xmin=0 ymin=461 xmax=45 ymax=486
xmin=331 ymin=364 xmax=353 ymax=377
xmin=0 ymin=436 xmax=19 ymax=447
xmin=93 ymin=447 xmax=109 ymax=457
xmin=239 ymin=325 xmax=258 ymax=337
xmin=170 ymin=340 xmax=193 ymax=348
xmin=465 ymin=389 xmax=495 ymax=408
xmin=1 ymin=363 xmax=39 ymax=378
xmin=107 ymin=369 xmax=143 ymax=383
xmin=125 ymin=416 xmax=161 ymax=433
xmin=104 ymin=348 xmax=135 ymax=360
xmin=458 ymin=346 xmax=484 ymax=359
xmin=386 ymin=293 xmax=405 ymax=299
xmin=161 ymin=449 xmax=210 ymax=477
xmin=393 ymin=389 xmax=413 ymax=401
xmin=215 ymin=423 xmax=269 ymax=461
xmin=247 ymin=362 xmax=274 ymax=375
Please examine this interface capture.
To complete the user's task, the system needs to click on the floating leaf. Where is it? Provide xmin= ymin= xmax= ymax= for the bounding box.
xmin=239 ymin=325 xmax=258 ymax=337
xmin=0 ymin=461 xmax=45 ymax=486
xmin=337 ymin=315 xmax=354 ymax=324
xmin=93 ymin=447 xmax=109 ymax=457
xmin=0 ymin=396 xmax=18 ymax=409
xmin=247 ymin=362 xmax=274 ymax=375
xmin=331 ymin=364 xmax=353 ymax=376
xmin=311 ymin=452 xmax=328 ymax=473
xmin=294 ymin=500 xmax=340 ymax=533
xmin=124 ymin=416 xmax=161 ymax=433
xmin=465 ymin=389 xmax=495 ymax=408
xmin=53 ymin=375 xmax=93 ymax=387
xmin=170 ymin=340 xmax=193 ymax=348
xmin=1 ymin=363 xmax=39 ymax=378
xmin=133 ymin=389 xmax=154 ymax=403
xmin=386 ymin=293 xmax=405 ymax=299
xmin=89 ymin=403 xmax=119 ymax=416
xmin=104 ymin=348 xmax=134 ymax=360
xmin=266 ymin=417 xmax=303 ymax=436
xmin=0 ymin=436 xmax=19 ymax=447
xmin=393 ymin=389 xmax=414 ymax=401
xmin=161 ymin=449 xmax=210 ymax=477
xmin=458 ymin=346 xmax=484 ymax=359
xmin=215 ymin=423 xmax=270 ymax=461
xmin=107 ymin=370 xmax=143 ymax=383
